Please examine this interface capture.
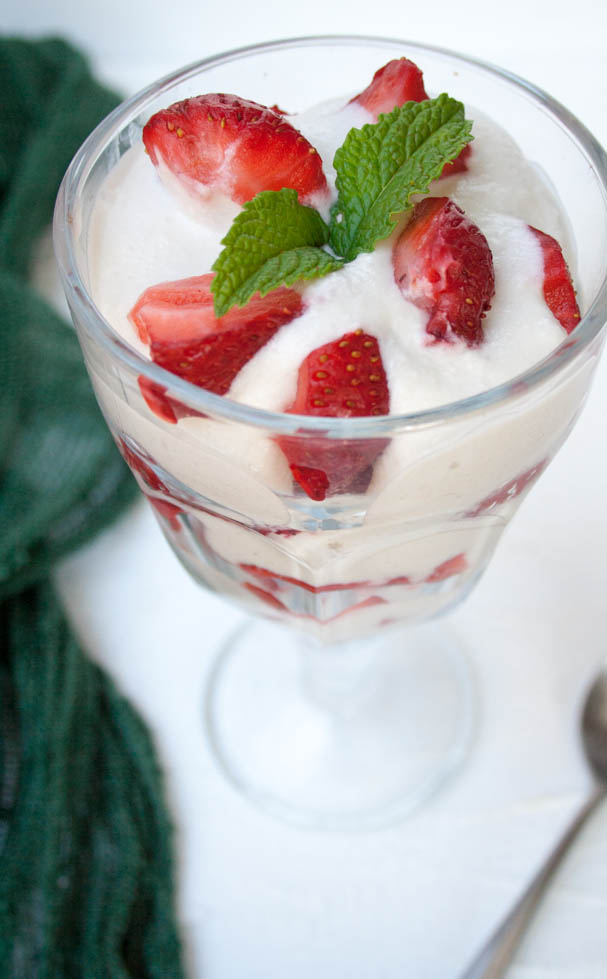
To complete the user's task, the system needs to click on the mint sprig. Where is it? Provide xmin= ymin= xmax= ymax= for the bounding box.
xmin=329 ymin=95 xmax=472 ymax=261
xmin=211 ymin=95 xmax=472 ymax=316
xmin=211 ymin=189 xmax=343 ymax=316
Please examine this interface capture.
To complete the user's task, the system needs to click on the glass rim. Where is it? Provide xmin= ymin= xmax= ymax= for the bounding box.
xmin=53 ymin=34 xmax=607 ymax=437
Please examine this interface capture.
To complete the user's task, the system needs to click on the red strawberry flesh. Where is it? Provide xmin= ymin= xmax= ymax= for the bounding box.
xmin=440 ymin=143 xmax=472 ymax=177
xmin=117 ymin=438 xmax=182 ymax=528
xmin=466 ymin=460 xmax=548 ymax=517
xmin=392 ymin=196 xmax=495 ymax=347
xmin=350 ymin=58 xmax=429 ymax=115
xmin=528 ymin=227 xmax=580 ymax=334
xmin=425 ymin=553 xmax=467 ymax=582
xmin=244 ymin=582 xmax=289 ymax=612
xmin=143 ymin=93 xmax=329 ymax=206
xmin=277 ymin=330 xmax=390 ymax=501
xmin=129 ymin=274 xmax=303 ymax=419
xmin=350 ymin=58 xmax=471 ymax=176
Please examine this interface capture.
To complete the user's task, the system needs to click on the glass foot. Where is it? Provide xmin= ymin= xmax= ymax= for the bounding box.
xmin=205 ymin=619 xmax=476 ymax=830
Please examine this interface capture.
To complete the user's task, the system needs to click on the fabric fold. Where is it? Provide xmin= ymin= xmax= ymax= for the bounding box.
xmin=0 ymin=36 xmax=185 ymax=978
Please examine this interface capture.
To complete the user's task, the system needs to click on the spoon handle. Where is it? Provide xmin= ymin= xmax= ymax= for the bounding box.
xmin=458 ymin=784 xmax=606 ymax=979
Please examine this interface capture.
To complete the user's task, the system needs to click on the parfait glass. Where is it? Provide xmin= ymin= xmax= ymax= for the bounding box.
xmin=54 ymin=37 xmax=607 ymax=830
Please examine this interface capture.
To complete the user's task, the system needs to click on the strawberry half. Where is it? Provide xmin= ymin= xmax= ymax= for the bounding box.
xmin=129 ymin=273 xmax=303 ymax=421
xmin=528 ymin=227 xmax=580 ymax=334
xmin=392 ymin=196 xmax=495 ymax=347
xmin=277 ymin=330 xmax=390 ymax=501
xmin=143 ymin=93 xmax=329 ymax=206
xmin=350 ymin=58 xmax=471 ymax=176
xmin=350 ymin=58 xmax=429 ymax=115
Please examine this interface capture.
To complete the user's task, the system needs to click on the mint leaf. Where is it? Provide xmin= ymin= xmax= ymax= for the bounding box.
xmin=211 ymin=189 xmax=342 ymax=316
xmin=329 ymin=95 xmax=472 ymax=261
xmin=210 ymin=97 xmax=472 ymax=314
xmin=221 ymin=246 xmax=343 ymax=312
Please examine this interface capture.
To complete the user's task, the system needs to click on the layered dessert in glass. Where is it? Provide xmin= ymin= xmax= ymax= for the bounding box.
xmin=76 ymin=46 xmax=597 ymax=641
xmin=54 ymin=38 xmax=607 ymax=826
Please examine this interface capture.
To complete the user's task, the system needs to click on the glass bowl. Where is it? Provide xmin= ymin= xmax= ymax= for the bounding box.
xmin=54 ymin=36 xmax=607 ymax=829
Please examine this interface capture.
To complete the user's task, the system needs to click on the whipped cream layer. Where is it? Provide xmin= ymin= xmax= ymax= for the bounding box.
xmin=88 ymin=103 xmax=571 ymax=416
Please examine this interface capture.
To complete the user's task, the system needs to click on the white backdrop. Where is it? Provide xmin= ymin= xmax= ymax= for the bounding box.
xmin=4 ymin=3 xmax=607 ymax=977
xmin=4 ymin=0 xmax=607 ymax=135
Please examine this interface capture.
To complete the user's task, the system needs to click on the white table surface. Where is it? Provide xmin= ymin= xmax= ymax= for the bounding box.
xmin=6 ymin=1 xmax=607 ymax=975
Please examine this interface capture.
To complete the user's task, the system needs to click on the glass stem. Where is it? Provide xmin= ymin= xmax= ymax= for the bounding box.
xmin=298 ymin=634 xmax=385 ymax=718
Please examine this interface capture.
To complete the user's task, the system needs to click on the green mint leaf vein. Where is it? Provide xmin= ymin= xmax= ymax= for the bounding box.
xmin=329 ymin=94 xmax=473 ymax=261
xmin=211 ymin=189 xmax=342 ymax=316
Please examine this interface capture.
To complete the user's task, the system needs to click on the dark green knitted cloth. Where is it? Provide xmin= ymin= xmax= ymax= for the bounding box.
xmin=0 ymin=38 xmax=185 ymax=978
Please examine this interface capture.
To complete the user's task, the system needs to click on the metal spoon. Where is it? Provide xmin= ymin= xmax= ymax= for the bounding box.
xmin=459 ymin=671 xmax=607 ymax=979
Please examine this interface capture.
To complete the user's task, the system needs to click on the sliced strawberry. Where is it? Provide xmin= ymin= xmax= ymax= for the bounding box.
xmin=328 ymin=595 xmax=386 ymax=622
xmin=288 ymin=465 xmax=330 ymax=501
xmin=287 ymin=330 xmax=389 ymax=417
xmin=241 ymin=564 xmax=413 ymax=593
xmin=277 ymin=330 xmax=389 ymax=501
xmin=243 ymin=581 xmax=387 ymax=622
xmin=255 ymin=526 xmax=300 ymax=538
xmin=117 ymin=438 xmax=182 ymax=529
xmin=244 ymin=582 xmax=289 ymax=612
xmin=425 ymin=553 xmax=468 ymax=582
xmin=440 ymin=143 xmax=472 ymax=177
xmin=466 ymin=459 xmax=548 ymax=517
xmin=385 ymin=575 xmax=411 ymax=586
xmin=529 ymin=227 xmax=580 ymax=334
xmin=241 ymin=563 xmax=370 ymax=594
xmin=143 ymin=93 xmax=328 ymax=206
xmin=129 ymin=274 xmax=303 ymax=420
xmin=117 ymin=437 xmax=167 ymax=493
xmin=350 ymin=58 xmax=428 ymax=115
xmin=392 ymin=196 xmax=495 ymax=347
xmin=147 ymin=496 xmax=183 ymax=531
xmin=129 ymin=273 xmax=215 ymax=345
xmin=137 ymin=377 xmax=183 ymax=424
xmin=350 ymin=58 xmax=471 ymax=175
